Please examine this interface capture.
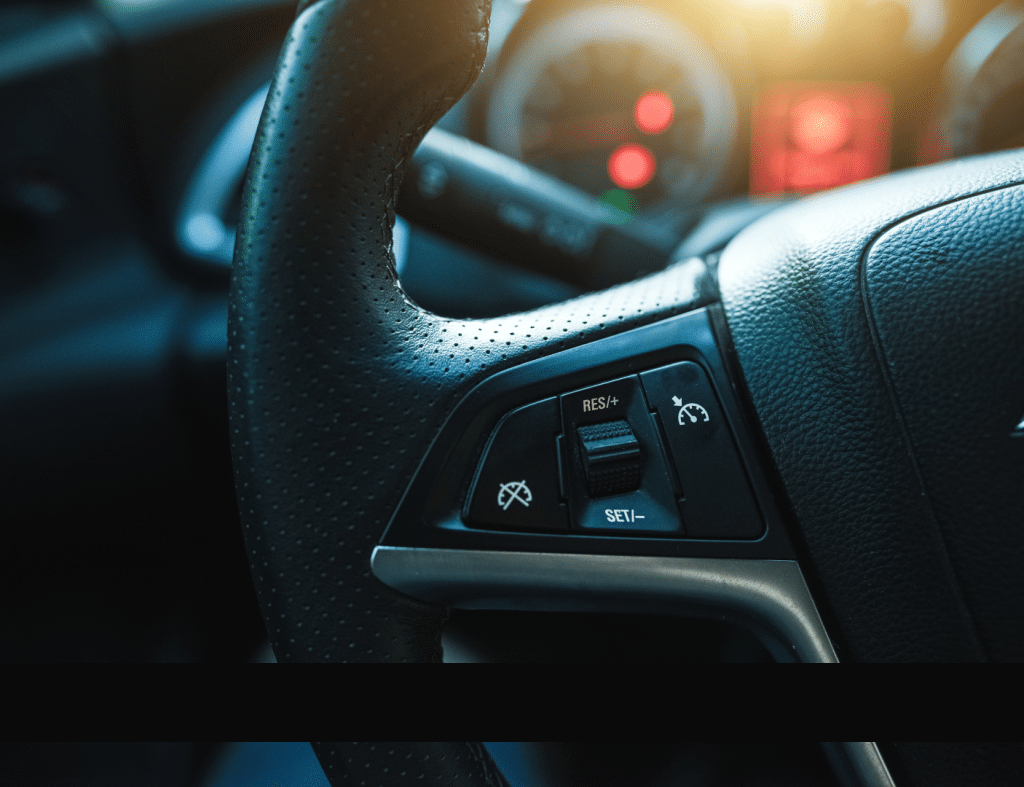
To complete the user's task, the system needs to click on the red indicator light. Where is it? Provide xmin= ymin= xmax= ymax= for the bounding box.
xmin=608 ymin=144 xmax=656 ymax=189
xmin=750 ymin=82 xmax=890 ymax=195
xmin=790 ymin=95 xmax=852 ymax=154
xmin=635 ymin=91 xmax=674 ymax=134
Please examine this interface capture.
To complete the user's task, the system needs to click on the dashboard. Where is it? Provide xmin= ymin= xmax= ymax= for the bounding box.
xmin=0 ymin=0 xmax=1022 ymax=661
xmin=476 ymin=0 xmax=1016 ymax=193
xmin=165 ymin=0 xmax=1024 ymax=304
xmin=461 ymin=0 xmax=1020 ymax=193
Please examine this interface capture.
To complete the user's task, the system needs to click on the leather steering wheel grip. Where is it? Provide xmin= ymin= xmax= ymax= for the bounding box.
xmin=228 ymin=0 xmax=713 ymax=661
xmin=311 ymin=744 xmax=509 ymax=787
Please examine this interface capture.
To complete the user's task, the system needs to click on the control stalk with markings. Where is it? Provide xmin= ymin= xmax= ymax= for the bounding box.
xmin=399 ymin=128 xmax=682 ymax=291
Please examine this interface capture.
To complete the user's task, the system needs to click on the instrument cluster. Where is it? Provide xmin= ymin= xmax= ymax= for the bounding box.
xmin=473 ymin=0 xmax=1023 ymax=215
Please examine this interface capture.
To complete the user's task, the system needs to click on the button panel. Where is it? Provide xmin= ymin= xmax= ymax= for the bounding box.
xmin=466 ymin=361 xmax=763 ymax=539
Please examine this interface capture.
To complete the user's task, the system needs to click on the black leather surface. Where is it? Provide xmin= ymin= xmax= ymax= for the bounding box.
xmin=227 ymin=0 xmax=713 ymax=661
xmin=866 ymin=186 xmax=1024 ymax=661
xmin=311 ymin=744 xmax=508 ymax=787
xmin=888 ymin=743 xmax=1024 ymax=787
xmin=719 ymin=149 xmax=1024 ymax=661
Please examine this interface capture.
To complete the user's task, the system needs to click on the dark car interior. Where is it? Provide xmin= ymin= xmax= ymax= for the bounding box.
xmin=2 ymin=0 xmax=1023 ymax=663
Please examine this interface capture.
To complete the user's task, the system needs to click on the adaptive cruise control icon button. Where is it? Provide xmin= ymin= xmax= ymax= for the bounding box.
xmin=467 ymin=398 xmax=568 ymax=532
xmin=673 ymin=397 xmax=709 ymax=426
xmin=640 ymin=361 xmax=763 ymax=539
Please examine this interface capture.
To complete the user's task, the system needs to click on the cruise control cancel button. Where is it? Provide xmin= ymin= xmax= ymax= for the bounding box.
xmin=466 ymin=397 xmax=569 ymax=532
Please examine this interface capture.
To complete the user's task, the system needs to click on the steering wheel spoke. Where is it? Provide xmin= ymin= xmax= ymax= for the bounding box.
xmin=370 ymin=305 xmax=834 ymax=662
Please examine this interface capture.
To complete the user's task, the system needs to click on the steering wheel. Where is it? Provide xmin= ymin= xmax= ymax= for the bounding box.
xmin=228 ymin=0 xmax=1024 ymax=665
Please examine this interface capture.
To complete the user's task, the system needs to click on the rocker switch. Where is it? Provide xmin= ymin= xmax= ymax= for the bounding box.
xmin=577 ymin=420 xmax=642 ymax=498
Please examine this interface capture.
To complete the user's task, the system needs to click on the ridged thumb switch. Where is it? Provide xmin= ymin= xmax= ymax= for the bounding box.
xmin=576 ymin=420 xmax=642 ymax=498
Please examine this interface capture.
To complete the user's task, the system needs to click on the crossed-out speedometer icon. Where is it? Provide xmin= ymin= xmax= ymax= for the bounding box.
xmin=497 ymin=480 xmax=532 ymax=510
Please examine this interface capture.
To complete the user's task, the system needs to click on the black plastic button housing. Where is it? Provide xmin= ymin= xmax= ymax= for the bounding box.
xmin=386 ymin=308 xmax=795 ymax=561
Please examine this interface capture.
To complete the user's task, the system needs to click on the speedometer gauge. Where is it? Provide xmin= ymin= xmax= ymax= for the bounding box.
xmin=486 ymin=4 xmax=738 ymax=210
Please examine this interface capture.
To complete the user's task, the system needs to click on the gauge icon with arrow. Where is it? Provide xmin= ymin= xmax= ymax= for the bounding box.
xmin=672 ymin=396 xmax=709 ymax=426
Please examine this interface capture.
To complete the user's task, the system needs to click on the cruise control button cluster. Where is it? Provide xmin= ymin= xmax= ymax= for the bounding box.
xmin=465 ymin=360 xmax=763 ymax=539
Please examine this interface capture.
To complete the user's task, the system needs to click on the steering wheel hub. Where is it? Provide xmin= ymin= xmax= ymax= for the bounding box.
xmin=720 ymin=167 xmax=1024 ymax=661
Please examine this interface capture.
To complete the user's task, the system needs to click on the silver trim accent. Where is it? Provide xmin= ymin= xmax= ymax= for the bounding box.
xmin=842 ymin=744 xmax=897 ymax=787
xmin=371 ymin=546 xmax=837 ymax=662
xmin=176 ymin=83 xmax=269 ymax=266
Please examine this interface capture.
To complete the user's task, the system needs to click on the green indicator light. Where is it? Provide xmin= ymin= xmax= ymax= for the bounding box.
xmin=599 ymin=189 xmax=636 ymax=225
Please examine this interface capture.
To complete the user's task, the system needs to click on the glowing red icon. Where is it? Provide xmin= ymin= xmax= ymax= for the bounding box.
xmin=634 ymin=91 xmax=674 ymax=135
xmin=750 ymin=82 xmax=891 ymax=195
xmin=790 ymin=94 xmax=852 ymax=155
xmin=608 ymin=144 xmax=656 ymax=190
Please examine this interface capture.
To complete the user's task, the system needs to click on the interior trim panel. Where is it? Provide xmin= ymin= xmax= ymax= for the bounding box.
xmin=371 ymin=546 xmax=838 ymax=663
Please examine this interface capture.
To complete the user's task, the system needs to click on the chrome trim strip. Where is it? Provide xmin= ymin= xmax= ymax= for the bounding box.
xmin=843 ymin=743 xmax=897 ymax=787
xmin=371 ymin=546 xmax=837 ymax=662
xmin=177 ymin=83 xmax=269 ymax=266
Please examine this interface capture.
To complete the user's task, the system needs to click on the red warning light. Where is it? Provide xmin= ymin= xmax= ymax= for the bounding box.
xmin=750 ymin=82 xmax=890 ymax=195
xmin=608 ymin=144 xmax=656 ymax=189
xmin=790 ymin=94 xmax=852 ymax=154
xmin=635 ymin=91 xmax=674 ymax=134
